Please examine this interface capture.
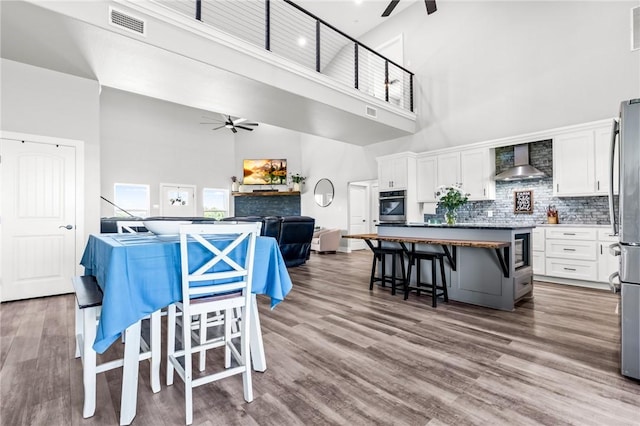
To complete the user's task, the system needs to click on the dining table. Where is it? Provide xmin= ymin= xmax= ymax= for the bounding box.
xmin=79 ymin=232 xmax=293 ymax=425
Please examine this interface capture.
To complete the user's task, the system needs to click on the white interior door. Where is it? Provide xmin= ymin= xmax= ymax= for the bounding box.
xmin=159 ymin=183 xmax=196 ymax=217
xmin=348 ymin=184 xmax=368 ymax=251
xmin=1 ymin=138 xmax=76 ymax=301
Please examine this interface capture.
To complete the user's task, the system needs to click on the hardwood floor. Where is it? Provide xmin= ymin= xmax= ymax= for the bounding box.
xmin=1 ymin=250 xmax=639 ymax=425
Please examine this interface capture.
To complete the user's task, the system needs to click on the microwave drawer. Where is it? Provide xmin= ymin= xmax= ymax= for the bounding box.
xmin=545 ymin=258 xmax=598 ymax=281
xmin=545 ymin=240 xmax=597 ymax=261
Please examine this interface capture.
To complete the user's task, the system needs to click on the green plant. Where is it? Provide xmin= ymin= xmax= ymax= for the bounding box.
xmin=289 ymin=173 xmax=306 ymax=184
xmin=436 ymin=183 xmax=469 ymax=210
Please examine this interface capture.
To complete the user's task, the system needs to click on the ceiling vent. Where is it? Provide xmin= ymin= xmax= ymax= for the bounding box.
xmin=633 ymin=6 xmax=640 ymax=51
xmin=365 ymin=106 xmax=377 ymax=118
xmin=109 ymin=7 xmax=146 ymax=36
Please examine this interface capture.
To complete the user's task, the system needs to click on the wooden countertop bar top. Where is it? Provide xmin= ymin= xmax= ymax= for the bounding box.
xmin=343 ymin=233 xmax=510 ymax=249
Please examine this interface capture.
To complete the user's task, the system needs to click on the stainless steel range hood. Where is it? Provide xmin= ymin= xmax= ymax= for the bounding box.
xmin=494 ymin=143 xmax=545 ymax=181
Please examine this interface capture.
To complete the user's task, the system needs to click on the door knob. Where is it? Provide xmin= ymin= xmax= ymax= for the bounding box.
xmin=59 ymin=224 xmax=73 ymax=230
xmin=362 ymin=219 xmax=366 ymax=222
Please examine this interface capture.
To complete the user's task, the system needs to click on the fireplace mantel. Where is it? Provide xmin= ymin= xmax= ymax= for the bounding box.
xmin=232 ymin=191 xmax=300 ymax=197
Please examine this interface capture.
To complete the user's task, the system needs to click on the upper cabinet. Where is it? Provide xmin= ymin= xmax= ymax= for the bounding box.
xmin=417 ymin=148 xmax=495 ymax=202
xmin=378 ymin=155 xmax=409 ymax=191
xmin=460 ymin=148 xmax=496 ymax=201
xmin=594 ymin=124 xmax=619 ymax=195
xmin=553 ymin=122 xmax=617 ymax=197
xmin=416 ymin=153 xmax=460 ymax=202
xmin=416 ymin=155 xmax=438 ymax=202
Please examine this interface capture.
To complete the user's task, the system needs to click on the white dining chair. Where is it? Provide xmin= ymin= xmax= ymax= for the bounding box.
xmin=72 ymin=275 xmax=161 ymax=422
xmin=166 ymin=223 xmax=259 ymax=425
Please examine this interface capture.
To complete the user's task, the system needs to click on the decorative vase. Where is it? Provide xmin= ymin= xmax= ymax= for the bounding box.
xmin=293 ymin=182 xmax=300 ymax=192
xmin=445 ymin=208 xmax=457 ymax=225
xmin=231 ymin=182 xmax=239 ymax=192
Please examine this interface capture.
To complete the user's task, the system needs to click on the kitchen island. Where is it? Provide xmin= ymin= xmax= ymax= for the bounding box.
xmin=376 ymin=223 xmax=535 ymax=311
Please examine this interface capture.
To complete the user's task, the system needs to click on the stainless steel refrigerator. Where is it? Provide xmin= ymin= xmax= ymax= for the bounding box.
xmin=609 ymin=98 xmax=640 ymax=380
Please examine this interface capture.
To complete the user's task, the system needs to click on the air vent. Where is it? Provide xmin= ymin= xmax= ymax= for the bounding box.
xmin=109 ymin=7 xmax=146 ymax=36
xmin=365 ymin=106 xmax=377 ymax=118
xmin=633 ymin=6 xmax=640 ymax=51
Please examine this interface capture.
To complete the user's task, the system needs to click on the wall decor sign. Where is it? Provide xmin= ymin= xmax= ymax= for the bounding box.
xmin=514 ymin=190 xmax=533 ymax=214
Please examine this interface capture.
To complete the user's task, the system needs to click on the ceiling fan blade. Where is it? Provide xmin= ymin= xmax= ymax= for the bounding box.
xmin=425 ymin=0 xmax=437 ymax=14
xmin=233 ymin=117 xmax=247 ymax=125
xmin=382 ymin=0 xmax=400 ymax=17
xmin=241 ymin=122 xmax=258 ymax=126
xmin=231 ymin=127 xmax=238 ymax=134
xmin=212 ymin=125 xmax=226 ymax=130
xmin=236 ymin=125 xmax=254 ymax=131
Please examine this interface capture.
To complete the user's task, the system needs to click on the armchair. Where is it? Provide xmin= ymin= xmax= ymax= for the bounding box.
xmin=311 ymin=228 xmax=341 ymax=254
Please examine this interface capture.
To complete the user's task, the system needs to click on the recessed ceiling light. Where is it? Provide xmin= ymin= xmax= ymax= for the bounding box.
xmin=297 ymin=37 xmax=306 ymax=47
xmin=354 ymin=0 xmax=363 ymax=4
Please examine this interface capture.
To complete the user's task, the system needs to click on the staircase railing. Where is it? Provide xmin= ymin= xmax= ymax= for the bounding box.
xmin=158 ymin=0 xmax=414 ymax=112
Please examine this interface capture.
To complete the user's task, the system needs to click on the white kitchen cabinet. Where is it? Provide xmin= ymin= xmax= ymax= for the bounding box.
xmin=416 ymin=152 xmax=461 ymax=202
xmin=594 ymin=124 xmax=619 ymax=195
xmin=460 ymin=148 xmax=495 ymax=201
xmin=544 ymin=226 xmax=598 ymax=281
xmin=532 ymin=227 xmax=545 ymax=275
xmin=553 ymin=123 xmax=617 ymax=197
xmin=378 ymin=155 xmax=408 ymax=191
xmin=416 ymin=155 xmax=438 ymax=202
xmin=437 ymin=152 xmax=461 ymax=190
xmin=597 ymin=229 xmax=619 ymax=283
xmin=553 ymin=131 xmax=595 ymax=196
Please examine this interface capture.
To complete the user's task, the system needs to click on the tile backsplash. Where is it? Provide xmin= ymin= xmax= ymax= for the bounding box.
xmin=427 ymin=140 xmax=613 ymax=225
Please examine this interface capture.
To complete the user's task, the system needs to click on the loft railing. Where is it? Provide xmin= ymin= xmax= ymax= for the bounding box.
xmin=156 ymin=0 xmax=414 ymax=112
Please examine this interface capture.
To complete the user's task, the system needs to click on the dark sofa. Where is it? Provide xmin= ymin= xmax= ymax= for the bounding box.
xmin=100 ymin=215 xmax=315 ymax=267
xmin=223 ymin=216 xmax=315 ymax=267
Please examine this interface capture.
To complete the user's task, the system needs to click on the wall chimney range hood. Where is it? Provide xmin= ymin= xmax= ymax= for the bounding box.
xmin=494 ymin=143 xmax=545 ymax=181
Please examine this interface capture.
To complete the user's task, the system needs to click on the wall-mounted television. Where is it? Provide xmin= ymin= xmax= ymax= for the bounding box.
xmin=242 ymin=159 xmax=287 ymax=185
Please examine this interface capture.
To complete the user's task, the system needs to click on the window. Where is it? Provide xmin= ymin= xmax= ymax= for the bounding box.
xmin=113 ymin=183 xmax=150 ymax=217
xmin=203 ymin=188 xmax=229 ymax=219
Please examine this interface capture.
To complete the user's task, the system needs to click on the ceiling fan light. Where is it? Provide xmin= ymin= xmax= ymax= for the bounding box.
xmin=225 ymin=124 xmax=233 ymax=129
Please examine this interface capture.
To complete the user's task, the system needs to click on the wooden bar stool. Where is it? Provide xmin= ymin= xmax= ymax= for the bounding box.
xmin=369 ymin=244 xmax=406 ymax=296
xmin=404 ymin=250 xmax=448 ymax=307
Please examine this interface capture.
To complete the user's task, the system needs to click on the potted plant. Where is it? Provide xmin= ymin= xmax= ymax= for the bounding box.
xmin=436 ymin=183 xmax=469 ymax=225
xmin=231 ymin=176 xmax=239 ymax=192
xmin=289 ymin=173 xmax=306 ymax=192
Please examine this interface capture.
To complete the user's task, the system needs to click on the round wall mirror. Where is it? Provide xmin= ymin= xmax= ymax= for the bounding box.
xmin=314 ymin=178 xmax=334 ymax=207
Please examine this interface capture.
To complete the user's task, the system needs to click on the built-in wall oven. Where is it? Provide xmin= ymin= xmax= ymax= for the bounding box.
xmin=514 ymin=233 xmax=530 ymax=269
xmin=379 ymin=190 xmax=406 ymax=223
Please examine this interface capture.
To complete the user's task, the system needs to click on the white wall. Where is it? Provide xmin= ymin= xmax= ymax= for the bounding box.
xmin=361 ymin=0 xmax=640 ymax=155
xmin=100 ymin=87 xmax=235 ymax=217
xmin=0 ymin=58 xmax=101 ymax=234
xmin=234 ymin=123 xmax=303 ymax=182
xmin=300 ymin=133 xmax=378 ymax=231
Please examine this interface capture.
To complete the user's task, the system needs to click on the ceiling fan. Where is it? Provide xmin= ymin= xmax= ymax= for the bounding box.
xmin=200 ymin=114 xmax=259 ymax=134
xmin=382 ymin=0 xmax=437 ymax=17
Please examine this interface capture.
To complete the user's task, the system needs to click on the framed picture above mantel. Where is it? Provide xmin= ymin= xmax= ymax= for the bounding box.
xmin=242 ymin=159 xmax=287 ymax=185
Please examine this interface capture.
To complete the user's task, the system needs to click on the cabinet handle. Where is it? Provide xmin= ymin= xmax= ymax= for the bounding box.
xmin=563 ymin=233 xmax=576 ymax=236
xmin=563 ymin=248 xmax=576 ymax=251
xmin=563 ymin=267 xmax=577 ymax=271
xmin=557 ymin=184 xmax=559 ymax=192
xmin=597 ymin=181 xmax=600 ymax=191
xmin=600 ymin=244 xmax=603 ymax=255
xmin=483 ymin=188 xmax=486 ymax=196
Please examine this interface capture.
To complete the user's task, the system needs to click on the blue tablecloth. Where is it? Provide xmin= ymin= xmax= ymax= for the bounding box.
xmin=80 ymin=233 xmax=292 ymax=354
